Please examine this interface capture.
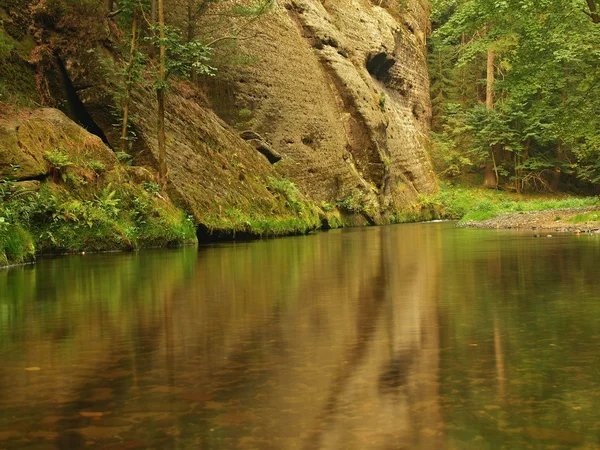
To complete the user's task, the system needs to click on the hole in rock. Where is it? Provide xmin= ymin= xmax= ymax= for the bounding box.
xmin=366 ymin=52 xmax=396 ymax=84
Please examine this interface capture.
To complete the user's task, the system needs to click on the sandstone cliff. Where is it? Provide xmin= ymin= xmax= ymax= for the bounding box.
xmin=1 ymin=0 xmax=437 ymax=246
xmin=206 ymin=0 xmax=438 ymax=220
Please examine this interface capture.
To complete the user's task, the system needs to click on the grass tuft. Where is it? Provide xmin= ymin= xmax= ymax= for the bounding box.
xmin=416 ymin=183 xmax=600 ymax=222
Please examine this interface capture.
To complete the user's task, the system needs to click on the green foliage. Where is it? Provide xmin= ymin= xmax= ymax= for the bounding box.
xmin=235 ymin=108 xmax=256 ymax=130
xmin=0 ymin=26 xmax=15 ymax=60
xmin=145 ymin=25 xmax=216 ymax=84
xmin=0 ymin=211 xmax=35 ymax=267
xmin=44 ymin=149 xmax=72 ymax=171
xmin=44 ymin=149 xmax=73 ymax=182
xmin=87 ymin=158 xmax=105 ymax=173
xmin=337 ymin=190 xmax=366 ymax=213
xmin=430 ymin=0 xmax=600 ymax=191
xmin=0 ymin=179 xmax=196 ymax=260
xmin=115 ymin=151 xmax=133 ymax=164
xmin=267 ymin=177 xmax=304 ymax=214
xmin=418 ymin=183 xmax=600 ymax=222
xmin=142 ymin=181 xmax=160 ymax=195
xmin=567 ymin=211 xmax=600 ymax=223
xmin=378 ymin=92 xmax=386 ymax=111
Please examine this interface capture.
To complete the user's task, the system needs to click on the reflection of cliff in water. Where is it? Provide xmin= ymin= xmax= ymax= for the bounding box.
xmin=171 ymin=224 xmax=445 ymax=449
xmin=0 ymin=225 xmax=444 ymax=449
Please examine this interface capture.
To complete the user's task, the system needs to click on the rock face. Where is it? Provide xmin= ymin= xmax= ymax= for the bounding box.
xmin=126 ymin=85 xmax=315 ymax=229
xmin=206 ymin=0 xmax=437 ymax=219
xmin=1 ymin=0 xmax=437 ymax=229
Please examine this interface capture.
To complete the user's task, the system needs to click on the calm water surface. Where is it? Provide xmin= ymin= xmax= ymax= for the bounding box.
xmin=1 ymin=223 xmax=600 ymax=449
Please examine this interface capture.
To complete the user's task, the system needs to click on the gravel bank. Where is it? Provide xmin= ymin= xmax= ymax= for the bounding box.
xmin=459 ymin=207 xmax=600 ymax=233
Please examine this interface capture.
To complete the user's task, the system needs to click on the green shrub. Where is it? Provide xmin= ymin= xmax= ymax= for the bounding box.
xmin=0 ymin=214 xmax=35 ymax=266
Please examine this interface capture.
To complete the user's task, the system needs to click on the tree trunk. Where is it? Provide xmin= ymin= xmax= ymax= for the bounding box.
xmin=483 ymin=43 xmax=498 ymax=189
xmin=152 ymin=0 xmax=158 ymax=25
xmin=104 ymin=0 xmax=114 ymax=12
xmin=550 ymin=143 xmax=563 ymax=192
xmin=187 ymin=1 xmax=198 ymax=83
xmin=157 ymin=0 xmax=168 ymax=187
xmin=550 ymin=65 xmax=569 ymax=192
xmin=486 ymin=48 xmax=494 ymax=110
xmin=120 ymin=12 xmax=138 ymax=154
xmin=586 ymin=0 xmax=600 ymax=23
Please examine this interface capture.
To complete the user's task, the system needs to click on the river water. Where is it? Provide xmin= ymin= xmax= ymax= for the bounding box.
xmin=1 ymin=222 xmax=600 ymax=449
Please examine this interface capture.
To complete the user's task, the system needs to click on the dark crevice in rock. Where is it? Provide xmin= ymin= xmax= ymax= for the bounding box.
xmin=320 ymin=216 xmax=332 ymax=230
xmin=366 ymin=52 xmax=396 ymax=85
xmin=7 ymin=173 xmax=47 ymax=183
xmin=197 ymin=224 xmax=262 ymax=243
xmin=196 ymin=223 xmax=317 ymax=243
xmin=56 ymin=56 xmax=111 ymax=147
xmin=240 ymin=130 xmax=282 ymax=164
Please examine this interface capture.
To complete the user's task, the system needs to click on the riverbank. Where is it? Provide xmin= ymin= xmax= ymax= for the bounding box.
xmin=459 ymin=207 xmax=600 ymax=232
xmin=417 ymin=185 xmax=600 ymax=232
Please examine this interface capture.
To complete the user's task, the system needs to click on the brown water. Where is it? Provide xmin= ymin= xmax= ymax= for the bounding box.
xmin=1 ymin=223 xmax=600 ymax=449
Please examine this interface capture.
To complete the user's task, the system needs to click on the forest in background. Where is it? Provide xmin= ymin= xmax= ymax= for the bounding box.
xmin=429 ymin=0 xmax=600 ymax=193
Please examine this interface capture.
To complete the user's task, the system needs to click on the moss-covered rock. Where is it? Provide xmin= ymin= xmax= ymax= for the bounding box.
xmin=0 ymin=108 xmax=117 ymax=181
xmin=0 ymin=108 xmax=197 ymax=266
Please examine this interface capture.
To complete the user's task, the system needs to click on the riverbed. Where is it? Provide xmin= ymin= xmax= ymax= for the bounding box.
xmin=1 ymin=223 xmax=600 ymax=449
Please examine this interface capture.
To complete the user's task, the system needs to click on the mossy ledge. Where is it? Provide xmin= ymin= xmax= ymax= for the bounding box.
xmin=0 ymin=108 xmax=198 ymax=268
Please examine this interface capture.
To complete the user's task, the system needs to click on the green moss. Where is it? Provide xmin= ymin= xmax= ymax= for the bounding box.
xmin=0 ymin=40 xmax=38 ymax=106
xmin=198 ymin=177 xmax=324 ymax=240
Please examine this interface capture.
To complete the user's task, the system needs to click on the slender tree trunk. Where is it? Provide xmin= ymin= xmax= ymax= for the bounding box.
xmin=486 ymin=48 xmax=494 ymax=110
xmin=483 ymin=44 xmax=498 ymax=188
xmin=152 ymin=0 xmax=158 ymax=25
xmin=157 ymin=0 xmax=168 ymax=187
xmin=551 ymin=65 xmax=569 ymax=192
xmin=104 ymin=0 xmax=114 ymax=12
xmin=187 ymin=1 xmax=198 ymax=83
xmin=120 ymin=12 xmax=138 ymax=154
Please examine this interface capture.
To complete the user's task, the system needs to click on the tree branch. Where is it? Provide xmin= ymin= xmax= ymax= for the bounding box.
xmin=585 ymin=0 xmax=600 ymax=23
xmin=107 ymin=8 xmax=123 ymax=18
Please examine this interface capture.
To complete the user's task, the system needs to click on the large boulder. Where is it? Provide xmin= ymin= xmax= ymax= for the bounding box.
xmin=0 ymin=108 xmax=118 ymax=181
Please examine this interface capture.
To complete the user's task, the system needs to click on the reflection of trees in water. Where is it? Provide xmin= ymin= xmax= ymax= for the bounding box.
xmin=0 ymin=249 xmax=197 ymax=449
xmin=440 ymin=232 xmax=600 ymax=447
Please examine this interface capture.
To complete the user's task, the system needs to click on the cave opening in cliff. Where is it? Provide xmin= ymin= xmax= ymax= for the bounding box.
xmin=366 ymin=52 xmax=396 ymax=84
xmin=56 ymin=56 xmax=111 ymax=147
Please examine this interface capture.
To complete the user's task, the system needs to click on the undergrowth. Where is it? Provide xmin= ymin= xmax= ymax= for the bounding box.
xmin=567 ymin=211 xmax=600 ymax=223
xmin=0 ymin=209 xmax=35 ymax=267
xmin=0 ymin=177 xmax=196 ymax=265
xmin=417 ymin=183 xmax=600 ymax=222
